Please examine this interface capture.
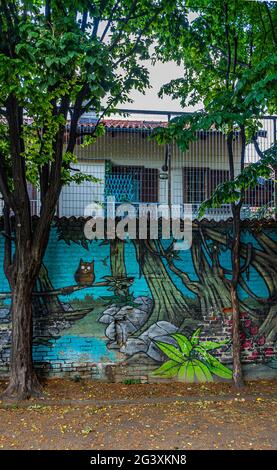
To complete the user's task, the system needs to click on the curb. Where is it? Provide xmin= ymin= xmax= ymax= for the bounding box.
xmin=1 ymin=392 xmax=277 ymax=409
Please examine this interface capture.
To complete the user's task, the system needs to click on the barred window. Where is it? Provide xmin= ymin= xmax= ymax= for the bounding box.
xmin=183 ymin=167 xmax=229 ymax=204
xmin=109 ymin=165 xmax=159 ymax=203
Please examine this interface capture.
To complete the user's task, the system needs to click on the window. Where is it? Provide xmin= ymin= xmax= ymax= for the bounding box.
xmin=183 ymin=167 xmax=229 ymax=204
xmin=245 ymin=179 xmax=274 ymax=207
xmin=106 ymin=165 xmax=159 ymax=203
xmin=183 ymin=166 xmax=274 ymax=208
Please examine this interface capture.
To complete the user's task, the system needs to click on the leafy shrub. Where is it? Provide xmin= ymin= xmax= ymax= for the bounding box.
xmin=152 ymin=328 xmax=232 ymax=382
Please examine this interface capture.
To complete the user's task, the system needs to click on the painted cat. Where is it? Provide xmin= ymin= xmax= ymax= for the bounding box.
xmin=74 ymin=259 xmax=95 ymax=285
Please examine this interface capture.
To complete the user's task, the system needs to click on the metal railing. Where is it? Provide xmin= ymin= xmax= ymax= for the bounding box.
xmin=0 ymin=110 xmax=276 ymax=220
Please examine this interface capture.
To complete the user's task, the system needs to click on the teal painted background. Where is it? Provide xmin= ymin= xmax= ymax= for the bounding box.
xmin=0 ymin=219 xmax=276 ymax=382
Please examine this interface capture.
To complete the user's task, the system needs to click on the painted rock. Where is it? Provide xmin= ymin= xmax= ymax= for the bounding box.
xmin=123 ymin=321 xmax=179 ymax=361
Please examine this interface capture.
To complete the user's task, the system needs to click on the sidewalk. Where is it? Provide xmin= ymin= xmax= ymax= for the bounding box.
xmin=1 ymin=390 xmax=277 ymax=408
xmin=0 ymin=379 xmax=276 ymax=450
xmin=0 ymin=378 xmax=277 ymax=407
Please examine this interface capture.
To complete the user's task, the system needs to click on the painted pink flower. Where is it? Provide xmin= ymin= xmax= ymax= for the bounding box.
xmin=257 ymin=336 xmax=266 ymax=346
xmin=265 ymin=348 xmax=274 ymax=357
xmin=250 ymin=325 xmax=259 ymax=335
xmin=250 ymin=350 xmax=259 ymax=360
xmin=240 ymin=332 xmax=246 ymax=341
xmin=244 ymin=319 xmax=251 ymax=328
xmin=242 ymin=339 xmax=252 ymax=349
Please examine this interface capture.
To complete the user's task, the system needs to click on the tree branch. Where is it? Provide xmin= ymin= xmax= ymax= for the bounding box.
xmin=81 ymin=9 xmax=88 ymax=32
xmin=252 ymin=135 xmax=264 ymax=159
xmin=108 ymin=0 xmax=139 ymax=52
xmin=264 ymin=2 xmax=277 ymax=46
xmin=223 ymin=1 xmax=231 ymax=88
xmin=0 ymin=155 xmax=13 ymax=207
xmin=0 ymin=280 xmax=119 ymax=299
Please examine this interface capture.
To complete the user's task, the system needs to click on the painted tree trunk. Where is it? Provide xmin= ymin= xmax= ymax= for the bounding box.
xmin=110 ymin=239 xmax=129 ymax=297
xmin=205 ymin=226 xmax=277 ymax=341
xmin=191 ymin=239 xmax=232 ymax=317
xmin=167 ymin=239 xmax=231 ymax=321
xmin=133 ymin=240 xmax=195 ymax=334
xmin=110 ymin=239 xmax=126 ymax=278
xmin=203 ymin=227 xmax=269 ymax=304
xmin=248 ymin=233 xmax=277 ymax=342
xmin=32 ymin=263 xmax=64 ymax=316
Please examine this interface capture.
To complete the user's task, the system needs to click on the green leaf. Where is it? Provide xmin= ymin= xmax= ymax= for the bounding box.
xmin=194 ymin=346 xmax=213 ymax=365
xmin=172 ymin=333 xmax=192 ymax=356
xmin=190 ymin=328 xmax=201 ymax=346
xmin=151 ymin=360 xmax=180 ymax=378
xmin=206 ymin=355 xmax=233 ymax=379
xmin=194 ymin=360 xmax=213 ymax=382
xmin=178 ymin=360 xmax=195 ymax=383
xmin=199 ymin=340 xmax=230 ymax=351
xmin=154 ymin=341 xmax=185 ymax=363
xmin=210 ymin=364 xmax=233 ymax=379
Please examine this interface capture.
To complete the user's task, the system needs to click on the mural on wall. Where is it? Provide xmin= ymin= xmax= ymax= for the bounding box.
xmin=0 ymin=217 xmax=276 ymax=381
xmin=152 ymin=330 xmax=232 ymax=382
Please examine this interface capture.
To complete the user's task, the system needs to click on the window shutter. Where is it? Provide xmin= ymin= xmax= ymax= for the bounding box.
xmin=208 ymin=169 xmax=230 ymax=198
xmin=245 ymin=180 xmax=274 ymax=206
xmin=141 ymin=168 xmax=159 ymax=202
xmin=183 ymin=167 xmax=210 ymax=203
xmin=111 ymin=165 xmax=158 ymax=203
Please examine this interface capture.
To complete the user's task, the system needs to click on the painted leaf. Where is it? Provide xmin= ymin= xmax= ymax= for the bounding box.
xmin=172 ymin=333 xmax=192 ymax=356
xmin=190 ymin=327 xmax=201 ymax=346
xmin=177 ymin=361 xmax=189 ymax=380
xmin=194 ymin=360 xmax=213 ymax=382
xmin=194 ymin=346 xmax=213 ymax=365
xmin=178 ymin=360 xmax=195 ymax=383
xmin=154 ymin=341 xmax=185 ymax=363
xmin=209 ymin=363 xmax=233 ymax=379
xmin=186 ymin=362 xmax=196 ymax=383
xmin=152 ymin=360 xmax=181 ymax=378
xmin=206 ymin=355 xmax=233 ymax=379
xmin=200 ymin=340 xmax=230 ymax=350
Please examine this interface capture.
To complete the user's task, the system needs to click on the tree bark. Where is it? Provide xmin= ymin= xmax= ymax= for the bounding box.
xmin=2 ymin=210 xmax=54 ymax=399
xmin=227 ymin=128 xmax=245 ymax=389
xmin=3 ymin=272 xmax=42 ymax=399
xmin=230 ymin=203 xmax=244 ymax=388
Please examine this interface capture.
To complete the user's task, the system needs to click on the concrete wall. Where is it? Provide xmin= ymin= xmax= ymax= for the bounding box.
xmin=0 ymin=219 xmax=276 ymax=383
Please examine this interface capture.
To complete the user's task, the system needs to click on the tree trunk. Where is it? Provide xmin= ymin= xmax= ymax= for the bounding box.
xmin=226 ymin=128 xmax=245 ymax=389
xmin=231 ymin=204 xmax=244 ymax=388
xmin=230 ymin=283 xmax=244 ymax=388
xmin=3 ymin=274 xmax=42 ymax=399
xmin=2 ymin=213 xmax=54 ymax=399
